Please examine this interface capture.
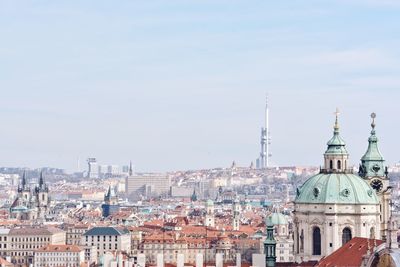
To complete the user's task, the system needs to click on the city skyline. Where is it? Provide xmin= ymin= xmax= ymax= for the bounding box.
xmin=1 ymin=1 xmax=400 ymax=172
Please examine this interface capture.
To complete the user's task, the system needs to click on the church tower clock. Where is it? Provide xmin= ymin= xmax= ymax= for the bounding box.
xmin=359 ymin=113 xmax=391 ymax=240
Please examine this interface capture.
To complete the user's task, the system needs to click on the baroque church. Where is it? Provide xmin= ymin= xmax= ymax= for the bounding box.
xmin=10 ymin=172 xmax=50 ymax=221
xmin=293 ymin=111 xmax=390 ymax=262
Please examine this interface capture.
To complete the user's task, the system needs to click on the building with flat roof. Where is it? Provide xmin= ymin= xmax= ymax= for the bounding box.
xmin=126 ymin=173 xmax=170 ymax=200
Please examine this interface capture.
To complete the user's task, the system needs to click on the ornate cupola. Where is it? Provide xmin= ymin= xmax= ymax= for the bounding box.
xmin=359 ymin=113 xmax=387 ymax=179
xmin=323 ymin=108 xmax=349 ymax=173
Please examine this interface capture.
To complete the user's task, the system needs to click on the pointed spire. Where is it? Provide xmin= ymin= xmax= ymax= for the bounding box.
xmin=191 ymin=188 xmax=197 ymax=202
xmin=324 ymin=109 xmax=348 ymax=168
xmin=106 ymin=185 xmax=111 ymax=197
xmin=22 ymin=171 xmax=26 ymax=187
xmin=334 ymin=107 xmax=340 ymax=133
xmin=327 ymin=108 xmax=346 ymax=146
xmin=360 ymin=113 xmax=385 ymax=178
xmin=39 ymin=171 xmax=44 ymax=187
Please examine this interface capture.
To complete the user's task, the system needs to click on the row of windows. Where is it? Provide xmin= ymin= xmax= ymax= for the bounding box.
xmin=85 ymin=236 xmax=118 ymax=242
xmin=0 ymin=237 xmax=7 ymax=241
xmin=11 ymin=244 xmax=46 ymax=249
xmin=10 ymin=237 xmax=50 ymax=242
xmin=85 ymin=242 xmax=118 ymax=250
xmin=36 ymin=257 xmax=80 ymax=261
xmin=312 ymin=227 xmax=352 ymax=255
xmin=37 ymin=252 xmax=79 ymax=256
xmin=297 ymin=226 xmax=363 ymax=255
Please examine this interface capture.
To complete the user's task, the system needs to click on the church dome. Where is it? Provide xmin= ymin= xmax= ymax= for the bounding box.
xmin=269 ymin=213 xmax=288 ymax=225
xmin=295 ymin=172 xmax=378 ymax=204
xmin=295 ymin=110 xmax=379 ymax=205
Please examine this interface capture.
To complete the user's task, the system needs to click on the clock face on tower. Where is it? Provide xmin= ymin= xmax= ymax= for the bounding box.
xmin=370 ymin=179 xmax=383 ymax=192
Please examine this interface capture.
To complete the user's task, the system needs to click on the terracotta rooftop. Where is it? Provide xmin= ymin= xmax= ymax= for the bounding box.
xmin=316 ymin=237 xmax=384 ymax=267
xmin=9 ymin=226 xmax=64 ymax=236
xmin=36 ymin=244 xmax=83 ymax=253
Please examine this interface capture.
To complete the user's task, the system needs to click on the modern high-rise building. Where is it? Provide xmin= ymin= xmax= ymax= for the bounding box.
xmin=256 ymin=96 xmax=271 ymax=169
xmin=87 ymin=158 xmax=99 ymax=179
xmin=125 ymin=173 xmax=170 ymax=200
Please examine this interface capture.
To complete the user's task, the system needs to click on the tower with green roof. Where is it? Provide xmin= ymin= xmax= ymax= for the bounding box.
xmin=293 ymin=110 xmax=380 ymax=263
xmin=359 ymin=113 xmax=390 ymax=240
xmin=264 ymin=217 xmax=276 ymax=267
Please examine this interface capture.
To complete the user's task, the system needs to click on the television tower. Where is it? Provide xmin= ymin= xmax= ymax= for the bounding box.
xmin=257 ymin=96 xmax=270 ymax=169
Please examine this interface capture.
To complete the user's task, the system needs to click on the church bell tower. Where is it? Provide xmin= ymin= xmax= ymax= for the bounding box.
xmin=359 ymin=113 xmax=390 ymax=240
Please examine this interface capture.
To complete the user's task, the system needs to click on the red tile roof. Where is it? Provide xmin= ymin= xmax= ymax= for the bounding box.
xmin=36 ymin=244 xmax=83 ymax=253
xmin=316 ymin=237 xmax=384 ymax=267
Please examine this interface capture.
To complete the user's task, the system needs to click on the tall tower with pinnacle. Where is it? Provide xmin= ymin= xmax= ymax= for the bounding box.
xmin=257 ymin=96 xmax=271 ymax=169
xmin=359 ymin=113 xmax=391 ymax=240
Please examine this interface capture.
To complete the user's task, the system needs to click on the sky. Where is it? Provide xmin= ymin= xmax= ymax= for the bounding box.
xmin=0 ymin=0 xmax=400 ymax=172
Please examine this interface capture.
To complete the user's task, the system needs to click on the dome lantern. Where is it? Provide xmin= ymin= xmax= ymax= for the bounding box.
xmin=323 ymin=108 xmax=349 ymax=173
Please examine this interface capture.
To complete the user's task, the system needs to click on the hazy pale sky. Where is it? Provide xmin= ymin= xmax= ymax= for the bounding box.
xmin=1 ymin=1 xmax=399 ymax=172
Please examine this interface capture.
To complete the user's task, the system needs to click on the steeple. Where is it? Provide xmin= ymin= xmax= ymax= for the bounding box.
xmin=22 ymin=171 xmax=26 ymax=188
xmin=18 ymin=171 xmax=30 ymax=193
xmin=359 ymin=113 xmax=386 ymax=178
xmin=39 ymin=171 xmax=44 ymax=187
xmin=36 ymin=171 xmax=48 ymax=193
xmin=323 ymin=109 xmax=349 ymax=173
xmin=104 ymin=185 xmax=118 ymax=205
xmin=264 ymin=216 xmax=277 ymax=267
xmin=190 ymin=188 xmax=197 ymax=202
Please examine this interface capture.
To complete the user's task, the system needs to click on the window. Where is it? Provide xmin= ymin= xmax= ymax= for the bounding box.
xmin=329 ymin=222 xmax=332 ymax=226
xmin=312 ymin=227 xmax=321 ymax=255
xmin=342 ymin=227 xmax=352 ymax=245
xmin=300 ymin=229 xmax=304 ymax=252
xmin=337 ymin=160 xmax=341 ymax=170
xmin=329 ymin=160 xmax=333 ymax=169
xmin=370 ymin=227 xmax=375 ymax=239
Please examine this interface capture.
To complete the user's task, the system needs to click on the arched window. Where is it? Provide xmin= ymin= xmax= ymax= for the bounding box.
xmin=345 ymin=160 xmax=347 ymax=170
xmin=313 ymin=227 xmax=321 ymax=255
xmin=329 ymin=160 xmax=333 ymax=170
xmin=342 ymin=227 xmax=352 ymax=245
xmin=370 ymin=227 xmax=375 ymax=239
xmin=300 ymin=229 xmax=304 ymax=252
xmin=337 ymin=160 xmax=342 ymax=170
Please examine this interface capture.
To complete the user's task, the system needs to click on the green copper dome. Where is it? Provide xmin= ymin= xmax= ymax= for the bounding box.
xmin=295 ymin=111 xmax=379 ymax=205
xmin=295 ymin=173 xmax=378 ymax=204
xmin=268 ymin=213 xmax=288 ymax=225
